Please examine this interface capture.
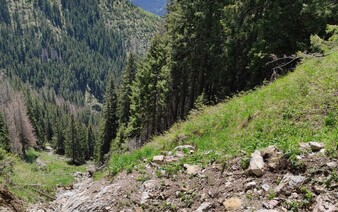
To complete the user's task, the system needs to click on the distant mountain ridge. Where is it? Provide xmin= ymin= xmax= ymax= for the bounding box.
xmin=130 ymin=0 xmax=167 ymax=16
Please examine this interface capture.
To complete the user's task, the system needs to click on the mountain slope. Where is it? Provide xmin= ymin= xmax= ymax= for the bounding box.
xmin=0 ymin=0 xmax=160 ymax=103
xmin=26 ymin=47 xmax=338 ymax=212
xmin=130 ymin=0 xmax=167 ymax=16
xmin=109 ymin=49 xmax=338 ymax=174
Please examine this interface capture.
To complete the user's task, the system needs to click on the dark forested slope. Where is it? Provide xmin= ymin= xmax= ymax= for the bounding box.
xmin=0 ymin=0 xmax=160 ymax=103
xmin=130 ymin=0 xmax=167 ymax=16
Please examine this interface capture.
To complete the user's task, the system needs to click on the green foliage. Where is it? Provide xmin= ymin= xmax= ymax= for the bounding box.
xmin=127 ymin=35 xmax=170 ymax=143
xmin=96 ymin=77 xmax=119 ymax=163
xmin=25 ymin=148 xmax=39 ymax=163
xmin=0 ymin=0 xmax=159 ymax=104
xmin=1 ymin=152 xmax=86 ymax=203
xmin=65 ymin=116 xmax=86 ymax=165
xmin=0 ymin=112 xmax=10 ymax=152
xmin=109 ymin=49 xmax=338 ymax=174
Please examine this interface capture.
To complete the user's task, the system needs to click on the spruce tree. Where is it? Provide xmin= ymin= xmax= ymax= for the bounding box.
xmin=0 ymin=112 xmax=10 ymax=152
xmin=65 ymin=115 xmax=85 ymax=165
xmin=86 ymin=124 xmax=95 ymax=160
xmin=95 ymin=76 xmax=118 ymax=163
xmin=127 ymin=35 xmax=170 ymax=143
xmin=118 ymin=53 xmax=137 ymax=126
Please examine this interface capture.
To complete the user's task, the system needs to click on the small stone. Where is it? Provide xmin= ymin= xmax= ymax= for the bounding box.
xmin=141 ymin=192 xmax=150 ymax=205
xmin=263 ymin=200 xmax=279 ymax=209
xmin=288 ymin=175 xmax=306 ymax=187
xmin=223 ymin=197 xmax=242 ymax=211
xmin=296 ymin=155 xmax=302 ymax=160
xmin=313 ymin=185 xmax=325 ymax=194
xmin=275 ymin=173 xmax=306 ymax=193
xmin=164 ymin=156 xmax=179 ymax=163
xmin=175 ymin=151 xmax=185 ymax=158
xmin=184 ymin=164 xmax=202 ymax=175
xmin=175 ymin=145 xmax=195 ymax=151
xmin=326 ymin=162 xmax=337 ymax=168
xmin=135 ymin=207 xmax=143 ymax=212
xmin=309 ymin=142 xmax=324 ymax=152
xmin=249 ymin=150 xmax=265 ymax=177
xmin=256 ymin=210 xmax=279 ymax=212
xmin=195 ymin=202 xmax=212 ymax=212
xmin=290 ymin=193 xmax=299 ymax=199
xmin=262 ymin=184 xmax=270 ymax=192
xmin=245 ymin=181 xmax=257 ymax=190
xmin=152 ymin=155 xmax=165 ymax=164
xmin=225 ymin=182 xmax=232 ymax=188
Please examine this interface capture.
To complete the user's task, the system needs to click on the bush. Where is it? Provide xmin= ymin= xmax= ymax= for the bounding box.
xmin=25 ymin=148 xmax=39 ymax=163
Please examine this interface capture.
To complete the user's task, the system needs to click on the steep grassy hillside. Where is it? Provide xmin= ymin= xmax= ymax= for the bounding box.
xmin=108 ymin=50 xmax=338 ymax=174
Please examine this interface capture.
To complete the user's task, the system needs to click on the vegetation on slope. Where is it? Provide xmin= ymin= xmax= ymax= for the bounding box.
xmin=0 ymin=150 xmax=86 ymax=203
xmin=108 ymin=43 xmax=338 ymax=175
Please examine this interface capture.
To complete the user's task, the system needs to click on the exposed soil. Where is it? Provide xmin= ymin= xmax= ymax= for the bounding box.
xmin=28 ymin=146 xmax=338 ymax=212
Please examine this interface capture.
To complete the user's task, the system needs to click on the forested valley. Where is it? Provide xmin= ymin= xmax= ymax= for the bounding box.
xmin=0 ymin=0 xmax=338 ymax=209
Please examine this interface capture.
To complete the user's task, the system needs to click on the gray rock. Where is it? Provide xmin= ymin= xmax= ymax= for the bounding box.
xmin=195 ymin=202 xmax=212 ymax=212
xmin=262 ymin=184 xmax=270 ymax=192
xmin=249 ymin=150 xmax=265 ymax=177
xmin=288 ymin=175 xmax=306 ymax=187
xmin=152 ymin=155 xmax=165 ymax=164
xmin=327 ymin=162 xmax=337 ymax=168
xmin=184 ymin=164 xmax=202 ymax=175
xmin=245 ymin=181 xmax=257 ymax=190
xmin=175 ymin=145 xmax=195 ymax=151
xmin=275 ymin=173 xmax=306 ymax=193
xmin=309 ymin=142 xmax=324 ymax=152
xmin=263 ymin=200 xmax=279 ymax=209
xmin=260 ymin=146 xmax=276 ymax=158
xmin=141 ymin=192 xmax=150 ymax=205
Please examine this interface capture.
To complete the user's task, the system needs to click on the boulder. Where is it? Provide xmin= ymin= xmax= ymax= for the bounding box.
xmin=309 ymin=142 xmax=324 ymax=152
xmin=249 ymin=150 xmax=265 ymax=177
xmin=223 ymin=197 xmax=242 ymax=211
xmin=184 ymin=164 xmax=202 ymax=175
xmin=195 ymin=202 xmax=213 ymax=212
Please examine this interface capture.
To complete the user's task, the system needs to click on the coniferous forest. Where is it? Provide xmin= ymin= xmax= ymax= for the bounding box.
xmin=0 ymin=0 xmax=337 ymax=166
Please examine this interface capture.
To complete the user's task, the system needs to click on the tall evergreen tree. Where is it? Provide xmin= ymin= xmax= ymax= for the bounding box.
xmin=127 ymin=35 xmax=170 ymax=144
xmin=95 ymin=76 xmax=118 ymax=162
xmin=0 ymin=112 xmax=10 ymax=152
xmin=86 ymin=124 xmax=95 ymax=160
xmin=117 ymin=53 xmax=137 ymax=126
xmin=65 ymin=115 xmax=85 ymax=165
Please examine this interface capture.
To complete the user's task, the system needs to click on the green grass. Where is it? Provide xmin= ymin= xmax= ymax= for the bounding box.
xmin=2 ymin=152 xmax=86 ymax=203
xmin=109 ymin=51 xmax=338 ymax=174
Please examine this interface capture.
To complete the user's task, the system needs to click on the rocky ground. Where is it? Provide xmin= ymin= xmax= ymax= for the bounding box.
xmin=26 ymin=142 xmax=338 ymax=211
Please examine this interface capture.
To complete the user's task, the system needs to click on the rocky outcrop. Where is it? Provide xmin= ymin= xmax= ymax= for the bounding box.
xmin=0 ymin=184 xmax=24 ymax=212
